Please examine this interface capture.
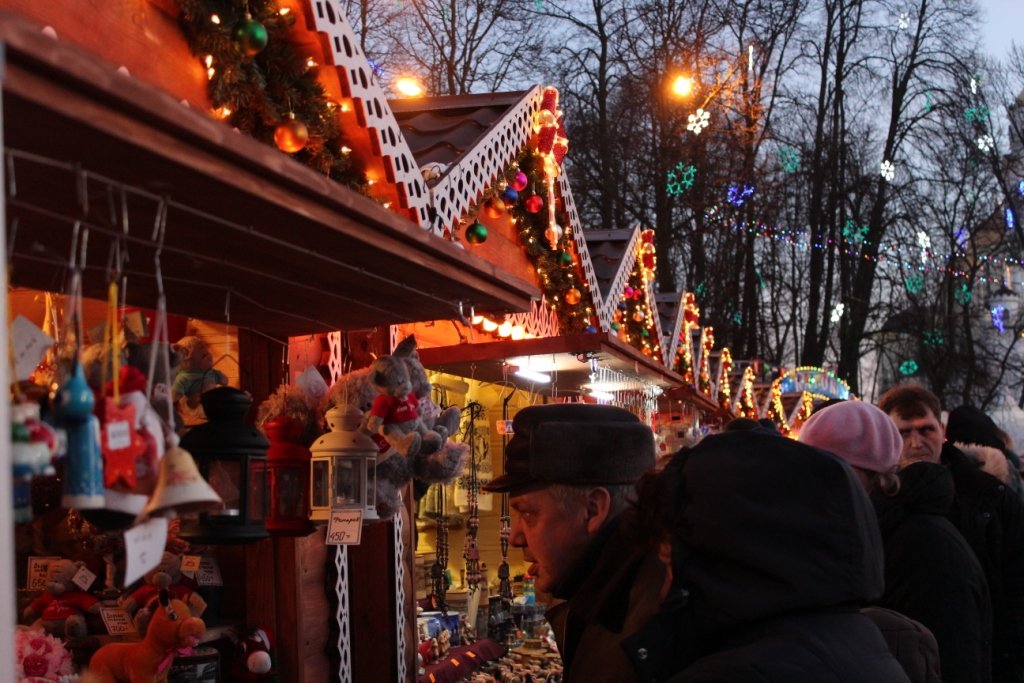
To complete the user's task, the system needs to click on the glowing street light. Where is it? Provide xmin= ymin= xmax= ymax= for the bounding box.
xmin=394 ymin=76 xmax=424 ymax=97
xmin=670 ymin=75 xmax=694 ymax=98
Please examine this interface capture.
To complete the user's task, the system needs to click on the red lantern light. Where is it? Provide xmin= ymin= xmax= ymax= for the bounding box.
xmin=263 ymin=416 xmax=314 ymax=536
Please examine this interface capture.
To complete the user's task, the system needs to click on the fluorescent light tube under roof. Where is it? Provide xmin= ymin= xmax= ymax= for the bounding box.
xmin=514 ymin=368 xmax=551 ymax=384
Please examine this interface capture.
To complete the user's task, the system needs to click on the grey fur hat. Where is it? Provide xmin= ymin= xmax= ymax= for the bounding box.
xmin=483 ymin=403 xmax=655 ymax=493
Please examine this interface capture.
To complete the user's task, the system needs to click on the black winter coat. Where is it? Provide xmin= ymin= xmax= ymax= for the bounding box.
xmin=943 ymin=442 xmax=1024 ymax=683
xmin=661 ymin=430 xmax=910 ymax=683
xmin=872 ymin=461 xmax=992 ymax=683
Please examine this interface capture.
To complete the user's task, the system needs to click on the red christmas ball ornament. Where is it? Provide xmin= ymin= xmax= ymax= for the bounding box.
xmin=465 ymin=221 xmax=489 ymax=245
xmin=564 ymin=288 xmax=582 ymax=305
xmin=274 ymin=115 xmax=309 ymax=153
xmin=525 ymin=195 xmax=544 ymax=213
xmin=511 ymin=172 xmax=529 ymax=192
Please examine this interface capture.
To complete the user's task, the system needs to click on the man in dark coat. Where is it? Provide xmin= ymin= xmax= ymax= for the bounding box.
xmin=482 ymin=403 xmax=667 ymax=682
xmin=879 ymin=383 xmax=1024 ymax=683
xmin=656 ymin=429 xmax=910 ymax=682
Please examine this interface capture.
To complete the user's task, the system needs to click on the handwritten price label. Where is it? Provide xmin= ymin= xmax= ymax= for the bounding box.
xmin=100 ymin=607 xmax=138 ymax=636
xmin=123 ymin=517 xmax=168 ymax=586
xmin=326 ymin=509 xmax=363 ymax=546
xmin=72 ymin=565 xmax=97 ymax=592
xmin=195 ymin=556 xmax=223 ymax=587
xmin=27 ymin=556 xmax=60 ymax=591
xmin=11 ymin=315 xmax=53 ymax=381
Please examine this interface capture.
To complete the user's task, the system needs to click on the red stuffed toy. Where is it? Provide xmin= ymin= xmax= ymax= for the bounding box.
xmin=227 ymin=627 xmax=274 ymax=680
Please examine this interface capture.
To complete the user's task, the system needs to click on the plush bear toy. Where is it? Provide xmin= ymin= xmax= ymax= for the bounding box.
xmin=22 ymin=558 xmax=100 ymax=640
xmin=363 ymin=338 xmax=442 ymax=458
xmin=119 ymin=551 xmax=205 ymax=635
xmin=172 ymin=336 xmax=228 ymax=426
xmin=400 ymin=336 xmax=461 ymax=443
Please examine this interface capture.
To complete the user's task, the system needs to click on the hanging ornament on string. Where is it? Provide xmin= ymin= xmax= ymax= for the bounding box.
xmin=465 ymin=221 xmax=488 ymax=245
xmin=483 ymin=197 xmax=505 ymax=219
xmin=524 ymin=194 xmax=544 ymax=213
xmin=510 ymin=171 xmax=529 ymax=192
xmin=564 ymin=288 xmax=581 ymax=305
xmin=544 ymin=224 xmax=562 ymax=249
xmin=234 ymin=12 xmax=269 ymax=57
xmin=558 ymin=250 xmax=573 ymax=267
xmin=274 ymin=112 xmax=309 ymax=153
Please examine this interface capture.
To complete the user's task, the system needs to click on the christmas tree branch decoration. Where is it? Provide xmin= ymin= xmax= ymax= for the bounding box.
xmin=176 ymin=0 xmax=365 ymax=191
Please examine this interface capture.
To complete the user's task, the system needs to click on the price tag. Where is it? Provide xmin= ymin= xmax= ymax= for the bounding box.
xmin=11 ymin=315 xmax=53 ymax=381
xmin=180 ymin=555 xmax=202 ymax=573
xmin=296 ymin=366 xmax=329 ymax=403
xmin=495 ymin=420 xmax=514 ymax=435
xmin=100 ymin=607 xmax=139 ymax=636
xmin=326 ymin=509 xmax=363 ymax=545
xmin=123 ymin=517 xmax=168 ymax=586
xmin=27 ymin=556 xmax=60 ymax=591
xmin=72 ymin=565 xmax=97 ymax=592
xmin=152 ymin=382 xmax=170 ymax=403
xmin=195 ymin=556 xmax=223 ymax=587
xmin=105 ymin=421 xmax=132 ymax=450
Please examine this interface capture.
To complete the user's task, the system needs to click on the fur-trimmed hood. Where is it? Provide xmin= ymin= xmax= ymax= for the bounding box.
xmin=954 ymin=441 xmax=1011 ymax=484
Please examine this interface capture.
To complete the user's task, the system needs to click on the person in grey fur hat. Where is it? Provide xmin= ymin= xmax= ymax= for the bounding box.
xmin=483 ymin=403 xmax=664 ymax=682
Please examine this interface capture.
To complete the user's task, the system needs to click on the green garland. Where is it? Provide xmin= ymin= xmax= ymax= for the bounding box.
xmin=500 ymin=151 xmax=594 ymax=334
xmin=176 ymin=0 xmax=365 ymax=190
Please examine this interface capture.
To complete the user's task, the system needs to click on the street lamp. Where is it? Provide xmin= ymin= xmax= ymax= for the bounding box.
xmin=395 ymin=76 xmax=424 ymax=97
xmin=670 ymin=75 xmax=694 ymax=99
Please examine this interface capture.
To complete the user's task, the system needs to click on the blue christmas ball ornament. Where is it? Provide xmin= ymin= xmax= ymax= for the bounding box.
xmin=501 ymin=187 xmax=519 ymax=204
xmin=584 ymin=325 xmax=597 ymax=334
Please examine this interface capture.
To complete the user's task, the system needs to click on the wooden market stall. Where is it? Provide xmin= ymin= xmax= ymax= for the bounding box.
xmin=0 ymin=3 xmax=538 ymax=682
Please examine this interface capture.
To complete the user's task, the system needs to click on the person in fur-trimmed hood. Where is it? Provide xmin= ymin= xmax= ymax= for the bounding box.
xmin=879 ymin=385 xmax=1024 ymax=683
xmin=946 ymin=404 xmax=1024 ymax=502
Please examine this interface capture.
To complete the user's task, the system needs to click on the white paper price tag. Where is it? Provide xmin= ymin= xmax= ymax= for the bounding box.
xmin=123 ymin=517 xmax=168 ymax=587
xmin=326 ymin=509 xmax=363 ymax=545
xmin=100 ymin=607 xmax=138 ymax=636
xmin=180 ymin=555 xmax=202 ymax=573
xmin=152 ymin=382 xmax=170 ymax=402
xmin=11 ymin=315 xmax=53 ymax=381
xmin=27 ymin=556 xmax=60 ymax=591
xmin=195 ymin=556 xmax=223 ymax=586
xmin=105 ymin=421 xmax=132 ymax=450
xmin=296 ymin=366 xmax=329 ymax=402
xmin=72 ymin=565 xmax=97 ymax=592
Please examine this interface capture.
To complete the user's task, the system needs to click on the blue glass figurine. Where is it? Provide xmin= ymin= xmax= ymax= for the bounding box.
xmin=57 ymin=361 xmax=105 ymax=509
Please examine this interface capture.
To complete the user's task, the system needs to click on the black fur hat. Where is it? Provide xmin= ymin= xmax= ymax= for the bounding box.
xmin=483 ymin=403 xmax=655 ymax=493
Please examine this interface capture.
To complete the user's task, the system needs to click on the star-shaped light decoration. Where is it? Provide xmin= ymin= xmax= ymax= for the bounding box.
xmin=977 ymin=134 xmax=994 ymax=152
xmin=778 ymin=146 xmax=800 ymax=172
xmin=965 ymin=105 xmax=990 ymax=124
xmin=992 ymin=305 xmax=1008 ymax=333
xmin=666 ymin=162 xmax=697 ymax=196
xmin=727 ymin=183 xmax=756 ymax=206
xmin=955 ymin=283 xmax=972 ymax=305
xmin=923 ymin=329 xmax=945 ymax=347
xmin=831 ymin=302 xmax=845 ymax=323
xmin=899 ymin=360 xmax=919 ymax=376
xmin=880 ymin=159 xmax=896 ymax=182
xmin=687 ymin=108 xmax=711 ymax=135
xmin=898 ymin=12 xmax=910 ymax=30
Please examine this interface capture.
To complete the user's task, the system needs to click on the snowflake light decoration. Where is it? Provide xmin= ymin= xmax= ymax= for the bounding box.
xmin=695 ymin=282 xmax=708 ymax=299
xmin=880 ymin=159 xmax=896 ymax=182
xmin=955 ymin=283 xmax=972 ymax=305
xmin=992 ymin=305 xmax=1007 ymax=333
xmin=970 ymin=72 xmax=983 ymax=95
xmin=924 ymin=91 xmax=933 ymax=113
xmin=831 ymin=302 xmax=845 ymax=323
xmin=1018 ymin=179 xmax=1024 ymax=198
xmin=687 ymin=108 xmax=711 ymax=135
xmin=923 ymin=329 xmax=945 ymax=347
xmin=1007 ymin=207 xmax=1017 ymax=230
xmin=898 ymin=12 xmax=910 ymax=30
xmin=727 ymin=182 xmax=756 ymax=206
xmin=899 ymin=360 xmax=919 ymax=376
xmin=778 ymin=146 xmax=800 ymax=172
xmin=965 ymin=106 xmax=990 ymax=124
xmin=905 ymin=276 xmax=924 ymax=294
xmin=666 ymin=162 xmax=696 ymax=196
xmin=916 ymin=230 xmax=932 ymax=261
xmin=842 ymin=219 xmax=869 ymax=245
xmin=732 ymin=310 xmax=742 ymax=325
xmin=977 ymin=134 xmax=994 ymax=152
xmin=955 ymin=227 xmax=968 ymax=250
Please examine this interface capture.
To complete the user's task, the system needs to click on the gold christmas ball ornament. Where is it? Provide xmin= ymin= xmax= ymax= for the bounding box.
xmin=274 ymin=115 xmax=309 ymax=153
xmin=565 ymin=288 xmax=582 ymax=305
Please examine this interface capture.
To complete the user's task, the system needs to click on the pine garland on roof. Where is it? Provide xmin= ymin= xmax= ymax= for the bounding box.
xmin=176 ymin=0 xmax=365 ymax=191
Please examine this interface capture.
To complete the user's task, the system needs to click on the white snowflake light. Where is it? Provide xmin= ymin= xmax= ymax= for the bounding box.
xmin=880 ymin=159 xmax=896 ymax=182
xmin=687 ymin=108 xmax=711 ymax=135
xmin=831 ymin=303 xmax=845 ymax=323
xmin=977 ymin=134 xmax=994 ymax=152
xmin=917 ymin=230 xmax=931 ymax=261
xmin=898 ymin=12 xmax=909 ymax=30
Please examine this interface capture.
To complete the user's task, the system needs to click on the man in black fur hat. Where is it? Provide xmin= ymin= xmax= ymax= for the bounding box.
xmin=483 ymin=403 xmax=664 ymax=682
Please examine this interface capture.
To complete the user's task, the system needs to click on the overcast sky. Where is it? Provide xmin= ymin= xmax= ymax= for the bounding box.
xmin=980 ymin=0 xmax=1022 ymax=61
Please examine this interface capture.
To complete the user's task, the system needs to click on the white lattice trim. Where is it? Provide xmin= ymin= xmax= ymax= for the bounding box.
xmin=328 ymin=331 xmax=343 ymax=385
xmin=308 ymin=1 xmax=433 ymax=229
xmin=508 ymin=297 xmax=559 ymax=338
xmin=643 ymin=277 xmax=666 ymax=364
xmin=656 ymin=292 xmax=685 ymax=368
xmin=430 ymin=87 xmax=545 ymax=234
xmin=395 ymin=510 xmax=408 ymax=682
xmin=557 ymin=175 xmax=601 ymax=327
xmin=335 ymin=545 xmax=352 ymax=683
xmin=596 ymin=225 xmax=642 ymax=330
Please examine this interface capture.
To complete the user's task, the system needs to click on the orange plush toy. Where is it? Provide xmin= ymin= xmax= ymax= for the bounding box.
xmin=84 ymin=589 xmax=205 ymax=683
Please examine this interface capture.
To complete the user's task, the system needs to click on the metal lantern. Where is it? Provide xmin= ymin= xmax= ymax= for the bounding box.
xmin=310 ymin=406 xmax=378 ymax=522
xmin=263 ymin=416 xmax=314 ymax=536
xmin=179 ymin=387 xmax=269 ymax=543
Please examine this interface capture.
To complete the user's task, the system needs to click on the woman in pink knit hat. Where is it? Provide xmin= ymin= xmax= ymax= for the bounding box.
xmin=801 ymin=401 xmax=992 ymax=683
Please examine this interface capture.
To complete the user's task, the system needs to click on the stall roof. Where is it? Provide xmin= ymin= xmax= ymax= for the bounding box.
xmin=416 ymin=331 xmax=684 ymax=393
xmin=0 ymin=13 xmax=537 ymax=338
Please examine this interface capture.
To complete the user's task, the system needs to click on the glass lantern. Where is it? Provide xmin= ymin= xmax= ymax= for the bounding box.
xmin=310 ymin=406 xmax=378 ymax=523
xmin=179 ymin=387 xmax=269 ymax=543
xmin=263 ymin=416 xmax=314 ymax=536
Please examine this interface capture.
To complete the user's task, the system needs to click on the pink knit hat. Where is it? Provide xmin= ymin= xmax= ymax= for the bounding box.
xmin=799 ymin=401 xmax=902 ymax=473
